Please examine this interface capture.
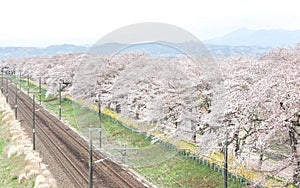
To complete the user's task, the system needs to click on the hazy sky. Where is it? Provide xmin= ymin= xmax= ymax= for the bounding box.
xmin=0 ymin=0 xmax=299 ymax=47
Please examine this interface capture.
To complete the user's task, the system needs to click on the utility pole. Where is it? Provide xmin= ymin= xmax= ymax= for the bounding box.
xmin=19 ymin=72 xmax=22 ymax=89
xmin=27 ymin=74 xmax=30 ymax=95
xmin=32 ymin=94 xmax=36 ymax=150
xmin=6 ymin=76 xmax=9 ymax=103
xmin=39 ymin=77 xmax=41 ymax=105
xmin=98 ymin=95 xmax=102 ymax=148
xmin=1 ymin=70 xmax=3 ymax=93
xmin=59 ymin=82 xmax=62 ymax=120
xmin=15 ymin=80 xmax=18 ymax=119
xmin=89 ymin=128 xmax=93 ymax=188
xmin=224 ymin=124 xmax=228 ymax=188
xmin=88 ymin=128 xmax=102 ymax=188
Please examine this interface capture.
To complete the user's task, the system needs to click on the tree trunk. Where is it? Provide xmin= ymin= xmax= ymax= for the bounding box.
xmin=258 ymin=144 xmax=264 ymax=170
xmin=289 ymin=128 xmax=299 ymax=184
xmin=234 ymin=132 xmax=240 ymax=157
xmin=294 ymin=160 xmax=300 ymax=185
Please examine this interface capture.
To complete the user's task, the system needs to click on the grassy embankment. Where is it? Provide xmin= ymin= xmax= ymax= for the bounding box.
xmin=0 ymin=104 xmax=35 ymax=187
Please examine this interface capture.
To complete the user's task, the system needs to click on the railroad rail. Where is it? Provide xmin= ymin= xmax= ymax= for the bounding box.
xmin=4 ymin=77 xmax=146 ymax=188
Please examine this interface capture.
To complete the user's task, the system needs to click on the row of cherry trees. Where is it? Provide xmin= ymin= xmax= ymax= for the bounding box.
xmin=1 ymin=44 xmax=299 ymax=185
xmin=216 ymin=45 xmax=300 ymax=185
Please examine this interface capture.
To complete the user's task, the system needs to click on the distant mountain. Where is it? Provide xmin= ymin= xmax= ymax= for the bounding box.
xmin=0 ymin=44 xmax=87 ymax=60
xmin=44 ymin=44 xmax=87 ymax=55
xmin=90 ymin=42 xmax=270 ymax=57
xmin=206 ymin=28 xmax=300 ymax=47
xmin=207 ymin=44 xmax=271 ymax=57
xmin=0 ymin=42 xmax=270 ymax=60
xmin=1 ymin=28 xmax=299 ymax=59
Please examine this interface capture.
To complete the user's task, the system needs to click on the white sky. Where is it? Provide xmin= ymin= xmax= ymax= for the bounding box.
xmin=0 ymin=0 xmax=299 ymax=47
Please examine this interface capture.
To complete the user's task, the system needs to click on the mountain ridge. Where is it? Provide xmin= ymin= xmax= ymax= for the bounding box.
xmin=0 ymin=44 xmax=87 ymax=60
xmin=206 ymin=28 xmax=300 ymax=47
xmin=0 ymin=43 xmax=271 ymax=60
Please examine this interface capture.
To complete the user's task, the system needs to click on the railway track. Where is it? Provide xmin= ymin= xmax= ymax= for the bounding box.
xmin=4 ymin=77 xmax=147 ymax=188
xmin=11 ymin=90 xmax=89 ymax=187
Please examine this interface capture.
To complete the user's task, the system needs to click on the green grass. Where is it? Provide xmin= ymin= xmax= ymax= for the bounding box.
xmin=136 ymin=155 xmax=243 ymax=188
xmin=11 ymin=76 xmax=250 ymax=187
xmin=102 ymin=118 xmax=151 ymax=148
xmin=0 ymin=151 xmax=35 ymax=188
